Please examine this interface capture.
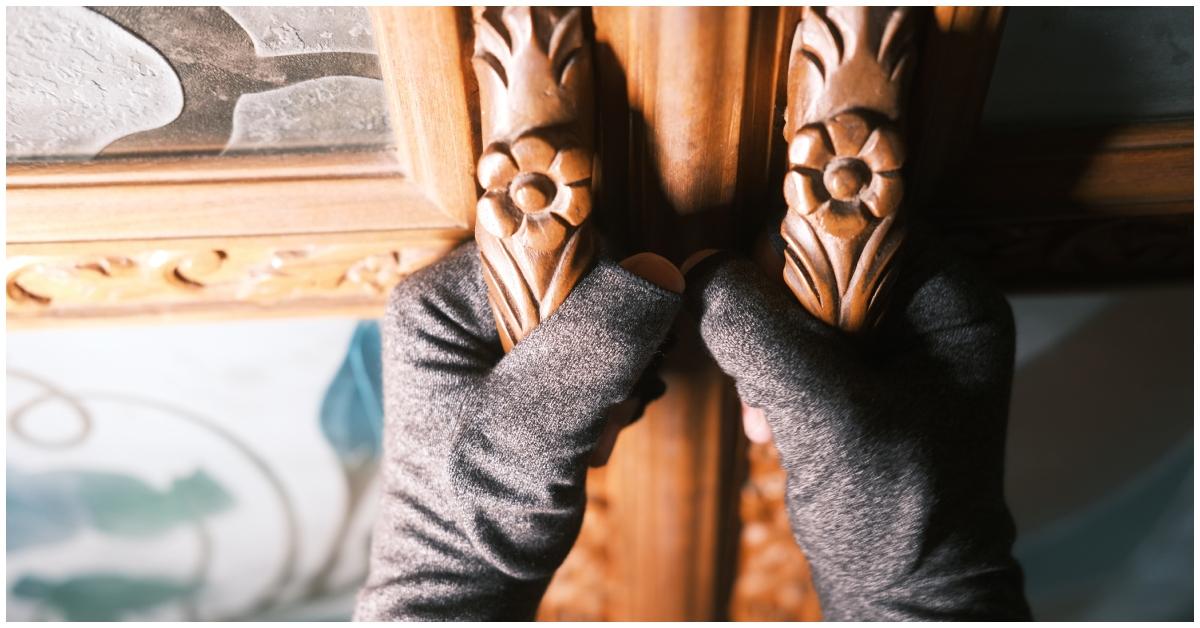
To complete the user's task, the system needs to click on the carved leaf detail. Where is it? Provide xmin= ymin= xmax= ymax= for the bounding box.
xmin=472 ymin=7 xmax=595 ymax=351
xmin=780 ymin=8 xmax=919 ymax=332
xmin=797 ymin=9 xmax=843 ymax=81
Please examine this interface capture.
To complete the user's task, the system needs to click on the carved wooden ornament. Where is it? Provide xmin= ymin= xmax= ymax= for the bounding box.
xmin=472 ymin=7 xmax=595 ymax=351
xmin=5 ymin=235 xmax=459 ymax=324
xmin=781 ymin=7 xmax=917 ymax=331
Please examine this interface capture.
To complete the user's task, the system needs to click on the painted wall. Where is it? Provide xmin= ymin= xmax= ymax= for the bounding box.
xmin=8 ymin=319 xmax=381 ymax=620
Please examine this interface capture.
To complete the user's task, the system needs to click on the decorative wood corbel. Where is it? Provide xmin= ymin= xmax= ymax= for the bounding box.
xmin=472 ymin=7 xmax=595 ymax=350
xmin=781 ymin=7 xmax=919 ymax=332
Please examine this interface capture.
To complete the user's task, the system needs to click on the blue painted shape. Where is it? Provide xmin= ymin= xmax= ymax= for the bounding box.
xmin=319 ymin=321 xmax=384 ymax=470
xmin=6 ymin=467 xmax=88 ymax=551
xmin=12 ymin=573 xmax=197 ymax=621
xmin=7 ymin=467 xmax=233 ymax=551
xmin=82 ymin=468 xmax=234 ymax=537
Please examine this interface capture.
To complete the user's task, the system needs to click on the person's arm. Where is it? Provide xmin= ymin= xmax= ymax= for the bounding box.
xmin=684 ymin=238 xmax=1033 ymax=621
xmin=354 ymin=242 xmax=680 ymax=621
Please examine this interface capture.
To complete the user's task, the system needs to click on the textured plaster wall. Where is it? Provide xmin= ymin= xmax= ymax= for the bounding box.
xmin=5 ymin=7 xmax=184 ymax=160
xmin=222 ymin=6 xmax=377 ymax=56
xmin=6 ymin=6 xmax=390 ymax=161
xmin=228 ymin=76 xmax=390 ymax=152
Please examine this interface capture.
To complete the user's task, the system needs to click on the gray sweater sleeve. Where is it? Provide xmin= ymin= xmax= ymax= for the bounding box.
xmin=354 ymin=243 xmax=680 ymax=621
xmin=683 ymin=242 xmax=1033 ymax=621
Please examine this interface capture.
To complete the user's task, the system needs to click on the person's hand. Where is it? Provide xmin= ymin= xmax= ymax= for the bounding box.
xmin=683 ymin=237 xmax=1032 ymax=620
xmin=355 ymin=242 xmax=681 ymax=621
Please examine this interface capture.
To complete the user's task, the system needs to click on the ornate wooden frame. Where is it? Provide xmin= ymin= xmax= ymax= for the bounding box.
xmin=8 ymin=6 xmax=1191 ymax=326
xmin=6 ymin=7 xmax=478 ymax=327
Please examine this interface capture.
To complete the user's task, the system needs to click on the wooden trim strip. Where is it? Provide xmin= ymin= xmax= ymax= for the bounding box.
xmin=7 ymin=176 xmax=453 ymax=243
xmin=974 ymin=119 xmax=1193 ymax=153
xmin=6 ymin=150 xmax=403 ymax=188
xmin=372 ymin=7 xmax=479 ymax=228
xmin=943 ymin=213 xmax=1193 ymax=290
xmin=940 ymin=120 xmax=1194 ymax=220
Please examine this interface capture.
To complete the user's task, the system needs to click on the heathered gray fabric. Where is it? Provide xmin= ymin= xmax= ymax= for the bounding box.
xmin=354 ymin=242 xmax=680 ymax=621
xmin=684 ymin=239 xmax=1033 ymax=621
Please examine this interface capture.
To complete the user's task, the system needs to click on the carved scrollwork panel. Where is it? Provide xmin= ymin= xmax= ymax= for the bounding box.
xmin=6 ymin=234 xmax=460 ymax=323
xmin=471 ymin=6 xmax=596 ymax=351
xmin=781 ymin=7 xmax=920 ymax=332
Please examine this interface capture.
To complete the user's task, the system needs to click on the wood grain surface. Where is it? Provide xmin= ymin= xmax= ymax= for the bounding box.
xmin=907 ymin=6 xmax=1008 ymax=208
xmin=370 ymin=6 xmax=479 ymax=227
xmin=536 ymin=7 xmax=785 ymax=620
xmin=943 ymin=120 xmax=1194 ymax=219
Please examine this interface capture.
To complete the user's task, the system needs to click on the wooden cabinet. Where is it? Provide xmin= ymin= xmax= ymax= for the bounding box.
xmin=6 ymin=6 xmax=1192 ymax=621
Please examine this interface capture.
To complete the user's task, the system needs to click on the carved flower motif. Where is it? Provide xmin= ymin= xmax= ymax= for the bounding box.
xmin=784 ymin=112 xmax=904 ymax=239
xmin=476 ymin=135 xmax=592 ymax=249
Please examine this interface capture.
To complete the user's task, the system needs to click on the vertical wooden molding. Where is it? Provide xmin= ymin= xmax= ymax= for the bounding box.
xmin=593 ymin=6 xmax=784 ymax=262
xmin=732 ymin=9 xmax=930 ymax=621
xmin=470 ymin=7 xmax=596 ymax=350
xmin=908 ymin=7 xmax=1007 ymax=209
xmin=780 ymin=7 xmax=921 ymax=332
xmin=370 ymin=7 xmax=479 ymax=227
xmin=602 ymin=341 xmax=743 ymax=620
xmin=572 ymin=7 xmax=778 ymax=620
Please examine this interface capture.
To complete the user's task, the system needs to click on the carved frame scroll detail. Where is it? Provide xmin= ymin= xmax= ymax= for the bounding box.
xmin=5 ymin=233 xmax=461 ymax=324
